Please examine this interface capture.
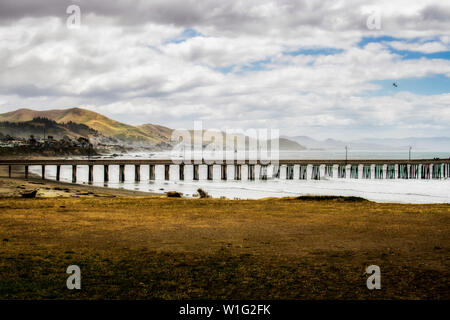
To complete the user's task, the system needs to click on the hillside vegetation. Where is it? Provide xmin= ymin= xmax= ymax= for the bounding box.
xmin=0 ymin=108 xmax=172 ymax=144
xmin=0 ymin=117 xmax=97 ymax=140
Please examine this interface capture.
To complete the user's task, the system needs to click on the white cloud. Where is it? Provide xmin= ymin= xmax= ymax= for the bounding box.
xmin=0 ymin=0 xmax=449 ymax=140
xmin=387 ymin=40 xmax=449 ymax=53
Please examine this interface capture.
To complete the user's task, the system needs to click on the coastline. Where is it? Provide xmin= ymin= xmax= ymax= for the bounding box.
xmin=0 ymin=164 xmax=162 ymax=198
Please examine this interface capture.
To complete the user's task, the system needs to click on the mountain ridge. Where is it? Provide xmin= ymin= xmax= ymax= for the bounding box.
xmin=0 ymin=108 xmax=306 ymax=150
xmin=0 ymin=108 xmax=172 ymax=144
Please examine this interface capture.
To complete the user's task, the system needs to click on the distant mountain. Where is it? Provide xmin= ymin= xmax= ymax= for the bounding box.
xmin=0 ymin=108 xmax=171 ymax=144
xmin=172 ymin=131 xmax=306 ymax=151
xmin=356 ymin=137 xmax=450 ymax=151
xmin=275 ymin=138 xmax=306 ymax=150
xmin=284 ymin=136 xmax=347 ymax=149
xmin=284 ymin=135 xmax=450 ymax=151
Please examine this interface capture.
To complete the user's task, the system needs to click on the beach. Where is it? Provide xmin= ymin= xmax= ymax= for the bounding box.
xmin=0 ymin=164 xmax=162 ymax=198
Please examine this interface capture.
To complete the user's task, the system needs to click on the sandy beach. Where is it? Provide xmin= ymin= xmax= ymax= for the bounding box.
xmin=0 ymin=164 xmax=162 ymax=198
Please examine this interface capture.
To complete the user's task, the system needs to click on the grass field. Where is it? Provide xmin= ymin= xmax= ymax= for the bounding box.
xmin=0 ymin=196 xmax=449 ymax=299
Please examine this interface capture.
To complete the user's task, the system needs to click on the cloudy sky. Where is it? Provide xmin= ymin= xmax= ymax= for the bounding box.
xmin=0 ymin=0 xmax=449 ymax=140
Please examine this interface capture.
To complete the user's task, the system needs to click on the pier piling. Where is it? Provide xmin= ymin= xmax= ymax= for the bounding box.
xmin=88 ymin=165 xmax=94 ymax=183
xmin=72 ymin=165 xmax=77 ymax=183
xmin=149 ymin=164 xmax=155 ymax=180
xmin=119 ymin=164 xmax=125 ymax=182
xmin=104 ymin=165 xmax=109 ymax=182
xmin=135 ymin=165 xmax=140 ymax=182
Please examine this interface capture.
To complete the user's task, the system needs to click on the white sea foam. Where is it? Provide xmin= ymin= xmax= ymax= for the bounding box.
xmin=30 ymin=164 xmax=450 ymax=204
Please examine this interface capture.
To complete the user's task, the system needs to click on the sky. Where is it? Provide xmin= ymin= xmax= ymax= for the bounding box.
xmin=0 ymin=0 xmax=449 ymax=140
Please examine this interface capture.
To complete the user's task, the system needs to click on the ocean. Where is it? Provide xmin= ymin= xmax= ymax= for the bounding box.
xmin=29 ymin=150 xmax=450 ymax=204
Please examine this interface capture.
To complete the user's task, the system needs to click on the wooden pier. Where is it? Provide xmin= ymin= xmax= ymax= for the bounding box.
xmin=1 ymin=159 xmax=450 ymax=182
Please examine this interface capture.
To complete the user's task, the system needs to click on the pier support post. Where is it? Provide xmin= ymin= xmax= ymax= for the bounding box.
xmin=135 ymin=165 xmax=140 ymax=182
xmin=24 ymin=165 xmax=29 ymax=179
xmin=248 ymin=164 xmax=255 ymax=180
xmin=56 ymin=165 xmax=61 ymax=181
xmin=164 ymin=165 xmax=170 ymax=181
xmin=88 ymin=165 xmax=94 ymax=183
xmin=72 ymin=165 xmax=77 ymax=183
xmin=179 ymin=164 xmax=185 ymax=181
xmin=149 ymin=165 xmax=155 ymax=180
xmin=8 ymin=165 xmax=11 ymax=178
xmin=234 ymin=164 xmax=242 ymax=180
xmin=207 ymin=165 xmax=213 ymax=180
xmin=221 ymin=164 xmax=227 ymax=180
xmin=41 ymin=165 xmax=45 ymax=180
xmin=119 ymin=164 xmax=125 ymax=182
xmin=193 ymin=164 xmax=199 ymax=181
xmin=104 ymin=165 xmax=109 ymax=182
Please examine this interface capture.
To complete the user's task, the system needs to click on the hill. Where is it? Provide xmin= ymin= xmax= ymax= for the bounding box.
xmin=137 ymin=123 xmax=173 ymax=142
xmin=275 ymin=138 xmax=306 ymax=150
xmin=0 ymin=117 xmax=97 ymax=140
xmin=0 ymin=108 xmax=170 ymax=144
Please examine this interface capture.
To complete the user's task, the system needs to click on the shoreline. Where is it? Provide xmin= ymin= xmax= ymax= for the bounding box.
xmin=0 ymin=165 xmax=162 ymax=198
xmin=1 ymin=155 xmax=449 ymax=203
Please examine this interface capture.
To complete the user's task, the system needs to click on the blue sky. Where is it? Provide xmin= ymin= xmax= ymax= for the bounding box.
xmin=170 ymin=29 xmax=450 ymax=97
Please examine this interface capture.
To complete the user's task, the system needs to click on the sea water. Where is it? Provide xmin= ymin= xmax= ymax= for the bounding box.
xmin=29 ymin=150 xmax=450 ymax=204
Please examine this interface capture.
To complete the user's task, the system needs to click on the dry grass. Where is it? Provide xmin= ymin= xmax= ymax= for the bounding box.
xmin=0 ymin=197 xmax=449 ymax=299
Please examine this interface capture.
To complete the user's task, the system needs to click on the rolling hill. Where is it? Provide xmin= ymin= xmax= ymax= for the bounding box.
xmin=137 ymin=123 xmax=173 ymax=142
xmin=0 ymin=108 xmax=306 ymax=150
xmin=0 ymin=108 xmax=171 ymax=144
xmin=0 ymin=117 xmax=98 ymax=141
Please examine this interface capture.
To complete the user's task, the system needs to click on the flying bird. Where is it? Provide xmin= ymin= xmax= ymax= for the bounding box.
xmin=392 ymin=82 xmax=398 ymax=87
